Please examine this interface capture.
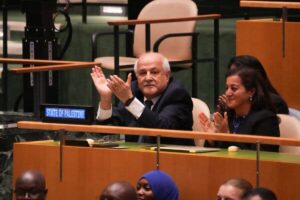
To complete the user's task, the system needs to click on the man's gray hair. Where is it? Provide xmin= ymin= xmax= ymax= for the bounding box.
xmin=133 ymin=55 xmax=171 ymax=74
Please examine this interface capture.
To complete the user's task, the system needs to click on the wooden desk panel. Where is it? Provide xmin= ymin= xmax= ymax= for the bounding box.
xmin=236 ymin=19 xmax=300 ymax=109
xmin=14 ymin=142 xmax=300 ymax=200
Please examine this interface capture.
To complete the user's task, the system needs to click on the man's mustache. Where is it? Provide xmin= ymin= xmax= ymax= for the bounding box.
xmin=143 ymin=81 xmax=155 ymax=86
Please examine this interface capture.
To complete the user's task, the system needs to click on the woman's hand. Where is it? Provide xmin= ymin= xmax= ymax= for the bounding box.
xmin=198 ymin=112 xmax=215 ymax=132
xmin=213 ymin=112 xmax=229 ymax=133
xmin=199 ymin=111 xmax=229 ymax=133
xmin=217 ymin=94 xmax=228 ymax=114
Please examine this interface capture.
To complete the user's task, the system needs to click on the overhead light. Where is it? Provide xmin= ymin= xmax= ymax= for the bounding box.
xmin=103 ymin=6 xmax=123 ymax=14
xmin=100 ymin=5 xmax=127 ymax=16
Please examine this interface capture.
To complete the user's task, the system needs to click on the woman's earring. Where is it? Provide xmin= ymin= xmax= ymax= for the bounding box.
xmin=249 ymin=96 xmax=253 ymax=102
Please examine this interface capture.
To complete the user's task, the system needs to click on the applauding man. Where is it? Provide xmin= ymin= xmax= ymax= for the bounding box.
xmin=91 ymin=52 xmax=194 ymax=145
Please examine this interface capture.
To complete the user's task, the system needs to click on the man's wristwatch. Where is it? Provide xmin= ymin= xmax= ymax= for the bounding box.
xmin=124 ymin=96 xmax=135 ymax=107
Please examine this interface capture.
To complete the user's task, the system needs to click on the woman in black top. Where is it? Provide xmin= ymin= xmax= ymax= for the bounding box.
xmin=199 ymin=67 xmax=280 ymax=152
xmin=219 ymin=55 xmax=289 ymax=114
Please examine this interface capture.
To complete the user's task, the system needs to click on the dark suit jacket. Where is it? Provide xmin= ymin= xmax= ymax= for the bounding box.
xmin=98 ymin=77 xmax=194 ymax=145
xmin=212 ymin=109 xmax=280 ymax=152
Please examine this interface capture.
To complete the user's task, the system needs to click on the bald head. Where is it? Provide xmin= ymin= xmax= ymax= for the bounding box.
xmin=15 ymin=170 xmax=47 ymax=200
xmin=100 ymin=181 xmax=137 ymax=200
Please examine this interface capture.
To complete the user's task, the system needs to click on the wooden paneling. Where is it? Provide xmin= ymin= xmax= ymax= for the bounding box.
xmin=13 ymin=141 xmax=300 ymax=200
xmin=236 ymin=19 xmax=300 ymax=109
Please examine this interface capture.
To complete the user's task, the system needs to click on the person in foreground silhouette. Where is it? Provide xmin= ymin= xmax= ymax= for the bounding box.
xmin=217 ymin=178 xmax=253 ymax=200
xmin=14 ymin=170 xmax=48 ymax=200
xmin=99 ymin=181 xmax=137 ymax=200
xmin=136 ymin=170 xmax=179 ymax=200
xmin=242 ymin=187 xmax=277 ymax=200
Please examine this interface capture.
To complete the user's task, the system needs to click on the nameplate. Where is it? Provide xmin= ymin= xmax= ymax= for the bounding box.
xmin=40 ymin=104 xmax=94 ymax=124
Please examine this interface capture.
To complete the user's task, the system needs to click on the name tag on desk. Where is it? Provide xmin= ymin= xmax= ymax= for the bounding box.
xmin=40 ymin=104 xmax=94 ymax=124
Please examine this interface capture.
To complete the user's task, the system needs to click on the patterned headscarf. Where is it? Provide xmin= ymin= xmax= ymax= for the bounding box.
xmin=140 ymin=170 xmax=179 ymax=200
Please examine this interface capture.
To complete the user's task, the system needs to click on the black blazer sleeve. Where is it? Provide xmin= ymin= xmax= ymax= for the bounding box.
xmin=235 ymin=110 xmax=280 ymax=152
xmin=211 ymin=110 xmax=280 ymax=152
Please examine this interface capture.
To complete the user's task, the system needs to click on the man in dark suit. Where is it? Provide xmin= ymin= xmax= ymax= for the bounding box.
xmin=91 ymin=52 xmax=194 ymax=145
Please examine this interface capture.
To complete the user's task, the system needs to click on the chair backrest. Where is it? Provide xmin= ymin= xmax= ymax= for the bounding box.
xmin=133 ymin=0 xmax=197 ymax=61
xmin=192 ymin=98 xmax=210 ymax=147
xmin=289 ymin=108 xmax=300 ymax=120
xmin=278 ymin=114 xmax=300 ymax=154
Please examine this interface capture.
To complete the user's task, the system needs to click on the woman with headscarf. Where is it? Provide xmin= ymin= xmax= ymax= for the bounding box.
xmin=136 ymin=170 xmax=179 ymax=200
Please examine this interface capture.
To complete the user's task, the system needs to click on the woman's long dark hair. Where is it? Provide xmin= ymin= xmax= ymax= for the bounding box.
xmin=228 ymin=55 xmax=280 ymax=95
xmin=226 ymin=67 xmax=276 ymax=113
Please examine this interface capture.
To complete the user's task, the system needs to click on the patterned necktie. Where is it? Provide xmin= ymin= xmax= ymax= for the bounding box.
xmin=144 ymin=100 xmax=153 ymax=110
